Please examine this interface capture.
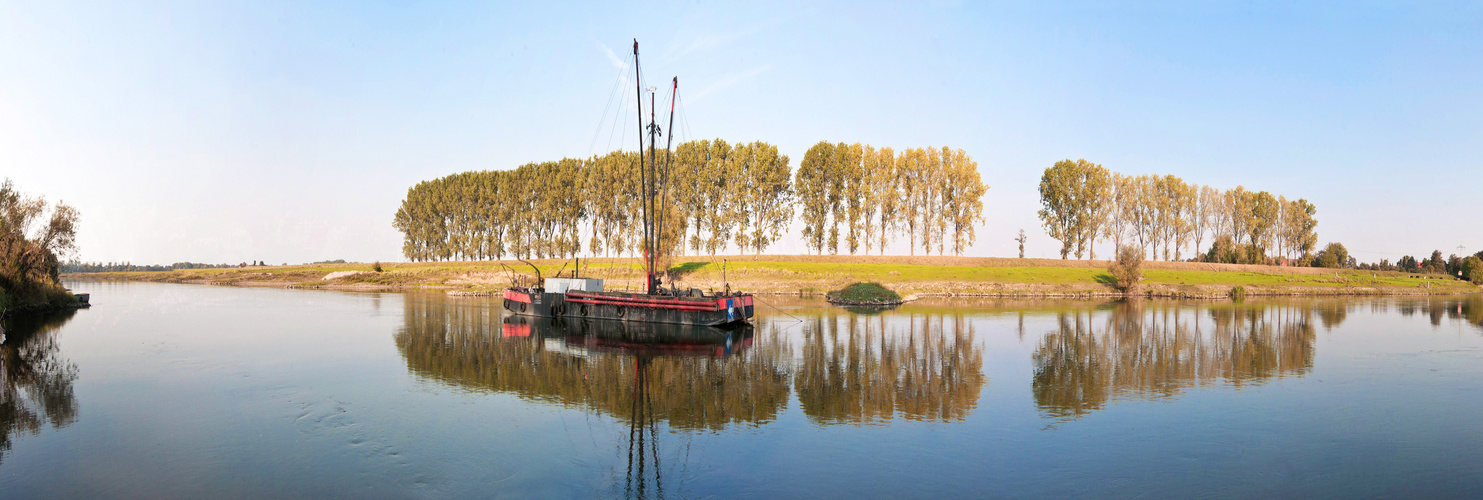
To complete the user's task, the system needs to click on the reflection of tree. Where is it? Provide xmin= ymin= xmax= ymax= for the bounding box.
xmin=1313 ymin=300 xmax=1349 ymax=330
xmin=1033 ymin=301 xmax=1317 ymax=419
xmin=794 ymin=311 xmax=985 ymax=425
xmin=1 ymin=309 xmax=80 ymax=466
xmin=394 ymin=294 xmax=791 ymax=430
xmin=1399 ymin=296 xmax=1483 ymax=332
xmin=1463 ymin=296 xmax=1483 ymax=331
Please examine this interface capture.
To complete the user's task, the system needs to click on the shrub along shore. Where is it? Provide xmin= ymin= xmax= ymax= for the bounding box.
xmin=1 ymin=178 xmax=84 ymax=317
xmin=64 ymin=255 xmax=1479 ymax=299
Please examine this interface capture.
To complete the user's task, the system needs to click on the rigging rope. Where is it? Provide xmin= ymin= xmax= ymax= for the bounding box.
xmin=589 ymin=53 xmax=632 ymax=156
xmin=677 ymin=94 xmax=695 ymax=145
xmin=606 ymin=73 xmax=631 ymax=154
xmin=751 ymin=294 xmax=806 ymax=324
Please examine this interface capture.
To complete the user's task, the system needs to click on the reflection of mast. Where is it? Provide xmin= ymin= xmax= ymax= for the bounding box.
xmin=625 ymin=356 xmax=662 ymax=498
xmin=397 ymin=299 xmax=789 ymax=430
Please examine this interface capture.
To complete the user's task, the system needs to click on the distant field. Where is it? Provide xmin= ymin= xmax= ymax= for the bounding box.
xmin=64 ymin=254 xmax=1477 ymax=298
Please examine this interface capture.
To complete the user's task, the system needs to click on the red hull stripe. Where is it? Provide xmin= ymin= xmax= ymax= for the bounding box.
xmin=503 ymin=290 xmax=532 ymax=303
xmin=565 ymin=291 xmax=722 ymax=309
xmin=565 ymin=297 xmax=719 ymax=312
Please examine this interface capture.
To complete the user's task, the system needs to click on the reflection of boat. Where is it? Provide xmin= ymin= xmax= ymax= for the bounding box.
xmin=501 ymin=39 xmax=754 ymax=327
xmin=501 ymin=315 xmax=751 ymax=359
xmin=498 ymin=314 xmax=753 ymax=497
xmin=396 ymin=293 xmax=790 ymax=431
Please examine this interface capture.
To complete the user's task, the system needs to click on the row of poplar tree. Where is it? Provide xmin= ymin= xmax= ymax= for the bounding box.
xmin=394 ymin=140 xmax=989 ymax=261
xmin=1037 ymin=159 xmax=1319 ymax=264
xmin=796 ymin=142 xmax=988 ymax=256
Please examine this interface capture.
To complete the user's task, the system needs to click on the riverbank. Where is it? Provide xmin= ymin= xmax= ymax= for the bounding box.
xmin=62 ymin=255 xmax=1480 ymax=298
xmin=0 ymin=285 xmax=87 ymax=319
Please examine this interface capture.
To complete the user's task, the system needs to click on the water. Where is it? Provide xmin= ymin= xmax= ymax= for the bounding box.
xmin=4 ymin=281 xmax=1483 ymax=498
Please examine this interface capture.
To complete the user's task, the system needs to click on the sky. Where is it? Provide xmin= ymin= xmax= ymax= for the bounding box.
xmin=2 ymin=1 xmax=1481 ymax=265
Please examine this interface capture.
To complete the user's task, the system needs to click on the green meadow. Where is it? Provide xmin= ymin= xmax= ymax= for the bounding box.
xmin=68 ymin=255 xmax=1478 ymax=298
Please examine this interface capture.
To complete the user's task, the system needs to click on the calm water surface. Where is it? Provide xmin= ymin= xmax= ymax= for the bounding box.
xmin=4 ymin=281 xmax=1483 ymax=497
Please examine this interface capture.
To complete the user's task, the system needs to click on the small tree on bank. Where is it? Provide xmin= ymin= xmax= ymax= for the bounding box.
xmin=0 ymin=178 xmax=80 ymax=309
xmin=1314 ymin=242 xmax=1349 ymax=269
xmin=1107 ymin=244 xmax=1144 ymax=293
xmin=1462 ymin=256 xmax=1483 ymax=284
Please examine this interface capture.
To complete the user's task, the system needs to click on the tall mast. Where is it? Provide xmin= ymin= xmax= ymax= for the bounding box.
xmin=633 ymin=40 xmax=652 ymax=293
xmin=646 ymin=92 xmax=659 ymax=294
xmin=657 ymin=77 xmax=677 ymax=287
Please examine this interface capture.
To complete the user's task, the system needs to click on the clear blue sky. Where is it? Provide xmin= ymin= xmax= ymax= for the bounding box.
xmin=3 ymin=1 xmax=1480 ymax=264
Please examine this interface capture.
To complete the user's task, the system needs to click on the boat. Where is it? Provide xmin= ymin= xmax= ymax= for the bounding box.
xmin=501 ymin=39 xmax=755 ymax=327
xmin=501 ymin=314 xmax=752 ymax=358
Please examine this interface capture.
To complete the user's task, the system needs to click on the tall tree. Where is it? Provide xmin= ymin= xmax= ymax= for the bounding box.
xmin=734 ymin=142 xmax=794 ymax=254
xmin=836 ymin=143 xmax=866 ymax=254
xmin=1226 ymin=186 xmax=1251 ymax=253
xmin=1036 ymin=159 xmax=1111 ymax=260
xmin=942 ymin=148 xmax=988 ymax=255
xmin=897 ymin=148 xmax=929 ymax=256
xmin=1193 ymin=185 xmax=1217 ymax=260
xmin=672 ymin=140 xmax=708 ymax=255
xmin=1127 ymin=175 xmax=1159 ymax=259
xmin=1038 ymin=159 xmax=1099 ymax=259
xmin=1078 ymin=162 xmax=1112 ymax=260
xmin=796 ymin=141 xmax=835 ymax=254
xmin=858 ymin=146 xmax=882 ymax=254
xmin=869 ymin=146 xmax=898 ymax=255
xmin=1162 ymin=176 xmax=1196 ymax=261
xmin=1150 ymin=175 xmax=1180 ymax=260
xmin=1106 ymin=173 xmax=1134 ymax=254
xmin=1246 ymin=190 xmax=1279 ymax=263
xmin=699 ymin=139 xmax=734 ymax=255
xmin=928 ymin=147 xmax=948 ymax=255
xmin=1287 ymin=198 xmax=1318 ymax=260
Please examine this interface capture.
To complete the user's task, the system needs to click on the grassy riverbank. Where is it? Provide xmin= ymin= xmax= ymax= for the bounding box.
xmin=63 ymin=255 xmax=1480 ymax=298
xmin=0 ymin=285 xmax=80 ymax=316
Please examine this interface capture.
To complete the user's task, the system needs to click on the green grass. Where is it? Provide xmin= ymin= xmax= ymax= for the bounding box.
xmin=0 ymin=280 xmax=78 ymax=312
xmin=713 ymin=261 xmax=1105 ymax=284
xmin=65 ymin=256 xmax=1479 ymax=296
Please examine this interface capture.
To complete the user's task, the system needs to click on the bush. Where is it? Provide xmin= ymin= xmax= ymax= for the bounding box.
xmin=827 ymin=282 xmax=902 ymax=305
xmin=1107 ymin=244 xmax=1143 ymax=293
xmin=1206 ymin=235 xmax=1235 ymax=264
xmin=372 ymin=261 xmax=384 ymax=273
xmin=1313 ymin=242 xmax=1349 ymax=268
xmin=1 ymin=178 xmax=79 ymax=311
xmin=1463 ymin=256 xmax=1483 ymax=284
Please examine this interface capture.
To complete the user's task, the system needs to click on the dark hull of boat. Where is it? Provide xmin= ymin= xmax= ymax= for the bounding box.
xmin=501 ymin=315 xmax=753 ymax=358
xmin=501 ymin=288 xmax=754 ymax=326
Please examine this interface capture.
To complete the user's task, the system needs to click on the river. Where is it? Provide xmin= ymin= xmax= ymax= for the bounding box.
xmin=3 ymin=281 xmax=1482 ymax=497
